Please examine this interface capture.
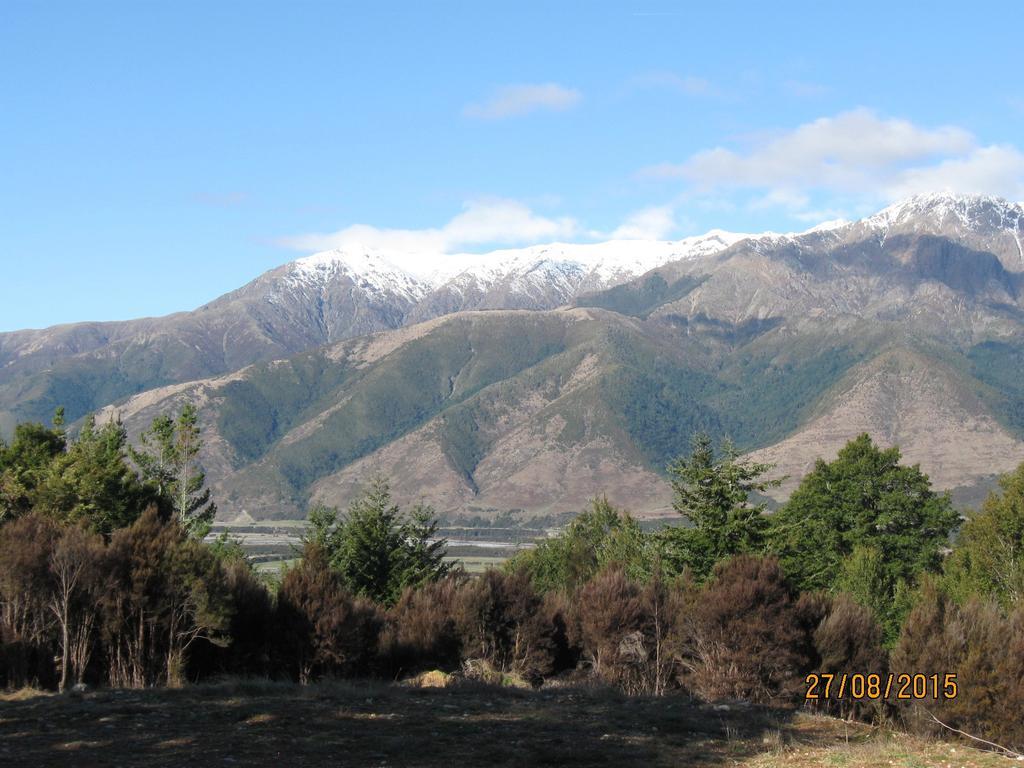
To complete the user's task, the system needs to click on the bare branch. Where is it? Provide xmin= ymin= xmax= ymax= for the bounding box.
xmin=925 ymin=709 xmax=1024 ymax=759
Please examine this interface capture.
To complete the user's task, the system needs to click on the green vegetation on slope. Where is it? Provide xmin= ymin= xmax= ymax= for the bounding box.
xmin=2 ymin=362 xmax=150 ymax=430
xmin=0 ymin=334 xmax=229 ymax=432
xmin=437 ymin=404 xmax=488 ymax=491
xmin=712 ymin=343 xmax=864 ymax=449
xmin=217 ymin=351 xmax=354 ymax=462
xmin=967 ymin=339 xmax=1024 ymax=435
xmin=576 ymin=273 xmax=705 ymax=318
xmin=213 ymin=314 xmax=884 ymax=515
xmin=597 ymin=325 xmax=865 ymax=469
xmin=226 ymin=314 xmax=575 ymax=505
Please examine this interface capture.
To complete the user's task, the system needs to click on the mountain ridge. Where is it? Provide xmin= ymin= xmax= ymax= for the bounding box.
xmin=8 ymin=192 xmax=1024 ymax=520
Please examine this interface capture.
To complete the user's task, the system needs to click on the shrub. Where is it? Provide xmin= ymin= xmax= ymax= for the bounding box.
xmin=0 ymin=513 xmax=62 ymax=688
xmin=541 ymin=589 xmax=578 ymax=677
xmin=575 ymin=567 xmax=687 ymax=695
xmin=274 ymin=544 xmax=382 ymax=683
xmin=574 ymin=567 xmax=644 ymax=675
xmin=48 ymin=523 xmax=105 ymax=691
xmin=381 ymin=576 xmax=464 ymax=677
xmin=453 ymin=569 xmax=556 ymax=685
xmin=100 ymin=507 xmax=232 ymax=687
xmin=681 ymin=555 xmax=812 ymax=705
xmin=2 ymin=508 xmax=244 ymax=690
xmin=892 ymin=582 xmax=1024 ymax=751
xmin=191 ymin=557 xmax=275 ymax=679
xmin=813 ymin=594 xmax=886 ymax=720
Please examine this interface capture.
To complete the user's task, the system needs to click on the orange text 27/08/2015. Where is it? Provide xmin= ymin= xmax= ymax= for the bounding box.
xmin=804 ymin=673 xmax=958 ymax=701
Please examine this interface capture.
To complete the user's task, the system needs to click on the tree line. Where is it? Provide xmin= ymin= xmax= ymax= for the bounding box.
xmin=1 ymin=408 xmax=1023 ymax=751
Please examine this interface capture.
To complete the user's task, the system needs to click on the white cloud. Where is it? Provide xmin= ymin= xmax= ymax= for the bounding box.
xmin=666 ymin=109 xmax=975 ymax=190
xmin=277 ymin=199 xmax=694 ymax=260
xmin=886 ymin=144 xmax=1024 ymax=199
xmin=463 ymin=83 xmax=582 ymax=119
xmin=643 ymin=109 xmax=1024 ymax=216
xmin=606 ymin=205 xmax=678 ymax=239
xmin=277 ymin=199 xmax=580 ymax=254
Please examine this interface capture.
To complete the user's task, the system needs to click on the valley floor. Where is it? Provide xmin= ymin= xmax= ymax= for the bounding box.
xmin=0 ymin=681 xmax=1009 ymax=767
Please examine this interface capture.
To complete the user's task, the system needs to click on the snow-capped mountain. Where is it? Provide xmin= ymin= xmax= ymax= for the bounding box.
xmin=89 ymin=192 xmax=1024 ymax=521
xmin=3 ymin=193 xmax=1023 ymax=435
xmin=865 ymin=192 xmax=1024 ymax=232
xmin=277 ymin=194 xmax=1024 ymax=317
xmin=268 ymin=194 xmax=1024 ymax=319
xmin=287 ymin=248 xmax=433 ymax=304
xmin=854 ymin=192 xmax=1024 ymax=269
xmin=261 ymin=230 xmax=751 ymax=326
xmin=278 ymin=229 xmax=748 ymax=311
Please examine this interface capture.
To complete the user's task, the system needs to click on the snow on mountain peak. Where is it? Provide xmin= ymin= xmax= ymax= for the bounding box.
xmin=288 ymin=245 xmax=433 ymax=302
xmin=276 ymin=193 xmax=1024 ymax=308
xmin=283 ymin=231 xmax=751 ymax=303
xmin=866 ymin=192 xmax=1023 ymax=231
xmin=800 ymin=218 xmax=851 ymax=234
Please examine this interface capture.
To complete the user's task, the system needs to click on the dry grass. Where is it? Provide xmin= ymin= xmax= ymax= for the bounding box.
xmin=0 ymin=687 xmax=52 ymax=703
xmin=404 ymin=669 xmax=454 ymax=688
xmin=743 ymin=713 xmax=1012 ymax=768
xmin=0 ymin=682 xmax=1012 ymax=768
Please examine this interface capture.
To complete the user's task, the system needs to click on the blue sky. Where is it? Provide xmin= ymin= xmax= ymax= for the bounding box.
xmin=2 ymin=0 xmax=1022 ymax=330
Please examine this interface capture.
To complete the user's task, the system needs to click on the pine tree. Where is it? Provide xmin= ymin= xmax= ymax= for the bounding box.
xmin=172 ymin=404 xmax=215 ymax=537
xmin=334 ymin=477 xmax=406 ymax=604
xmin=0 ymin=416 xmax=67 ymax=523
xmin=130 ymin=404 xmax=216 ymax=538
xmin=304 ymin=476 xmax=449 ymax=606
xmin=35 ymin=415 xmax=151 ymax=535
xmin=661 ymin=433 xmax=780 ymax=581
xmin=400 ymin=503 xmax=451 ymax=590
xmin=131 ymin=414 xmax=175 ymax=500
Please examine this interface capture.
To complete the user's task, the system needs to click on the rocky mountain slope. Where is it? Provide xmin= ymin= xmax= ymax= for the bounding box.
xmin=16 ymin=193 xmax=1024 ymax=519
xmin=0 ymin=232 xmax=744 ymax=434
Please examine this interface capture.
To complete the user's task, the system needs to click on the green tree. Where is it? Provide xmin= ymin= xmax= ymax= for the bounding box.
xmin=834 ymin=545 xmax=915 ymax=643
xmin=508 ymin=496 xmax=654 ymax=592
xmin=401 ymin=503 xmax=451 ymax=590
xmin=769 ymin=434 xmax=958 ymax=613
xmin=206 ymin=532 xmax=250 ymax=566
xmin=131 ymin=404 xmax=216 ymax=538
xmin=305 ymin=476 xmax=449 ymax=606
xmin=0 ymin=415 xmax=67 ymax=523
xmin=661 ymin=433 xmax=780 ymax=581
xmin=34 ymin=416 xmax=153 ymax=535
xmin=943 ymin=462 xmax=1024 ymax=610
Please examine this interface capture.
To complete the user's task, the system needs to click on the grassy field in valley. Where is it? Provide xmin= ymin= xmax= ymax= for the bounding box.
xmin=0 ymin=682 xmax=1012 ymax=768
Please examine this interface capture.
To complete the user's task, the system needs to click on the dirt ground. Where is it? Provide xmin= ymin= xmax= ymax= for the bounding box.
xmin=0 ymin=681 xmax=1011 ymax=767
